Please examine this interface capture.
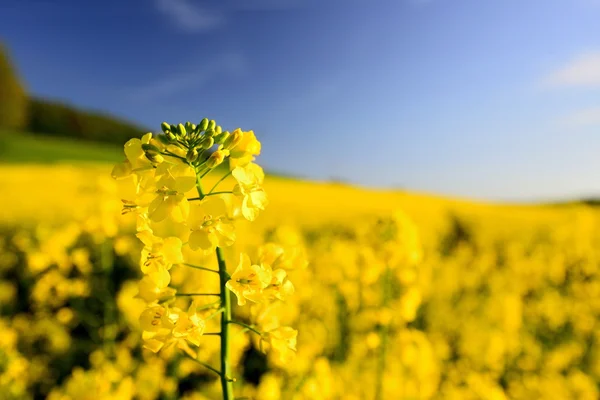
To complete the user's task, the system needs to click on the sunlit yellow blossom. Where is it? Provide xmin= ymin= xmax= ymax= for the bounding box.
xmin=137 ymin=275 xmax=176 ymax=304
xmin=137 ymin=231 xmax=184 ymax=272
xmin=154 ymin=162 xmax=197 ymax=194
xmin=140 ymin=305 xmax=174 ymax=333
xmin=140 ymin=305 xmax=176 ymax=352
xmin=115 ymin=173 xmax=158 ymax=216
xmin=187 ymin=198 xmax=235 ymax=252
xmin=111 ymin=160 xmax=132 ymax=179
xmin=111 ymin=133 xmax=158 ymax=180
xmin=232 ymin=163 xmax=268 ymax=221
xmin=248 ymin=268 xmax=294 ymax=303
xmin=250 ymin=302 xmax=282 ymax=333
xmin=228 ymin=129 xmax=261 ymax=167
xmin=265 ymin=326 xmax=297 ymax=363
xmin=148 ymin=191 xmax=189 ymax=223
xmin=258 ymin=242 xmax=308 ymax=271
xmin=112 ymin=133 xmax=162 ymax=180
xmin=125 ymin=133 xmax=160 ymax=168
xmin=171 ymin=302 xmax=207 ymax=347
xmin=226 ymin=254 xmax=272 ymax=306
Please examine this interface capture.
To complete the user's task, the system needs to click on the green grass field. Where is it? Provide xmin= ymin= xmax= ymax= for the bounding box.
xmin=0 ymin=131 xmax=123 ymax=164
xmin=0 ymin=131 xmax=298 ymax=182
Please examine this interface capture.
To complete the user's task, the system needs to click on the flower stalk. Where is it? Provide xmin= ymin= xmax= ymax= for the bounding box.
xmin=196 ymin=163 xmax=235 ymax=399
xmin=181 ymin=263 xmax=220 ymax=274
xmin=217 ymin=246 xmax=234 ymax=400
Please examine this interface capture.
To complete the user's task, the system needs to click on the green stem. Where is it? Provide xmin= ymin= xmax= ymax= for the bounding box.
xmin=197 ymin=169 xmax=234 ymax=399
xmin=196 ymin=174 xmax=205 ymax=200
xmin=227 ymin=320 xmax=263 ymax=337
xmin=176 ymin=293 xmax=220 ymax=297
xmin=208 ymin=170 xmax=233 ymax=194
xmin=181 ymin=263 xmax=219 ymax=274
xmin=200 ymin=168 xmax=212 ymax=179
xmin=161 ymin=151 xmax=187 ymax=162
xmin=205 ymin=191 xmax=233 ymax=197
xmin=194 ymin=301 xmax=221 ymax=311
xmin=217 ymin=247 xmax=234 ymax=400
xmin=206 ymin=307 xmax=225 ymax=321
xmin=186 ymin=354 xmax=233 ymax=381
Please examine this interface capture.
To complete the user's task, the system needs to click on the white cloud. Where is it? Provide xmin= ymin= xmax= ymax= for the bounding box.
xmin=130 ymin=53 xmax=246 ymax=100
xmin=223 ymin=0 xmax=301 ymax=10
xmin=154 ymin=0 xmax=224 ymax=32
xmin=153 ymin=0 xmax=306 ymax=32
xmin=544 ymin=52 xmax=600 ymax=88
xmin=559 ymin=106 xmax=600 ymax=128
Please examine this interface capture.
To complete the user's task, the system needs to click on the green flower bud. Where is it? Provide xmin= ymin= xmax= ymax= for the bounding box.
xmin=167 ymin=131 xmax=177 ymax=141
xmin=141 ymin=143 xmax=160 ymax=153
xmin=206 ymin=149 xmax=228 ymax=168
xmin=156 ymin=134 xmax=171 ymax=145
xmin=145 ymin=152 xmax=164 ymax=163
xmin=198 ymin=118 xmax=209 ymax=131
xmin=185 ymin=121 xmax=193 ymax=132
xmin=186 ymin=148 xmax=199 ymax=163
xmin=215 ymin=126 xmax=222 ymax=134
xmin=190 ymin=123 xmax=197 ymax=132
xmin=177 ymin=123 xmax=186 ymax=137
xmin=161 ymin=122 xmax=170 ymax=133
xmin=142 ymin=143 xmax=163 ymax=163
xmin=204 ymin=129 xmax=215 ymax=138
xmin=170 ymin=124 xmax=177 ymax=133
xmin=200 ymin=136 xmax=215 ymax=150
xmin=214 ymin=131 xmax=230 ymax=145
xmin=207 ymin=119 xmax=216 ymax=131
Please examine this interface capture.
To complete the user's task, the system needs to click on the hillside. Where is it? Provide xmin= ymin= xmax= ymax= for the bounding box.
xmin=0 ymin=130 xmax=123 ymax=163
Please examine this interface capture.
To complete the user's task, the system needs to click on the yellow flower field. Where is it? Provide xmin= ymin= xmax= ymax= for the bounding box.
xmin=1 ymin=160 xmax=599 ymax=400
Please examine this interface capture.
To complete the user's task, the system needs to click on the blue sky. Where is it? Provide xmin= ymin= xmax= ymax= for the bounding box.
xmin=2 ymin=0 xmax=600 ymax=201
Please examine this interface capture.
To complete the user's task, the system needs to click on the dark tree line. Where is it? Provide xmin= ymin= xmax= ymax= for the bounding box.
xmin=0 ymin=43 xmax=146 ymax=144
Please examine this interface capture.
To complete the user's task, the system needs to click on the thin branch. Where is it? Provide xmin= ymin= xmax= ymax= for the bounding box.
xmin=200 ymin=168 xmax=212 ymax=179
xmin=185 ymin=354 xmax=234 ymax=381
xmin=181 ymin=263 xmax=219 ymax=274
xmin=227 ymin=320 xmax=263 ymax=337
xmin=161 ymin=151 xmax=187 ymax=162
xmin=208 ymin=170 xmax=233 ymax=194
xmin=194 ymin=301 xmax=221 ymax=311
xmin=195 ymin=171 xmax=205 ymax=199
xmin=205 ymin=191 xmax=233 ymax=197
xmin=206 ymin=307 xmax=225 ymax=321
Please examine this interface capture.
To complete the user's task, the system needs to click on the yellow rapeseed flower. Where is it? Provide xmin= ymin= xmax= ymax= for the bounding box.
xmin=226 ymin=254 xmax=272 ymax=306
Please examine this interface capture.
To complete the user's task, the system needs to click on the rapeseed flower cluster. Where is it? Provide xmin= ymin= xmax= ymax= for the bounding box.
xmin=111 ymin=119 xmax=297 ymax=399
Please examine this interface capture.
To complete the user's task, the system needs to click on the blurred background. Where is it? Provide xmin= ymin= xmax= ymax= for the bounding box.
xmin=2 ymin=0 xmax=600 ymax=200
xmin=2 ymin=1 xmax=600 ymax=399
